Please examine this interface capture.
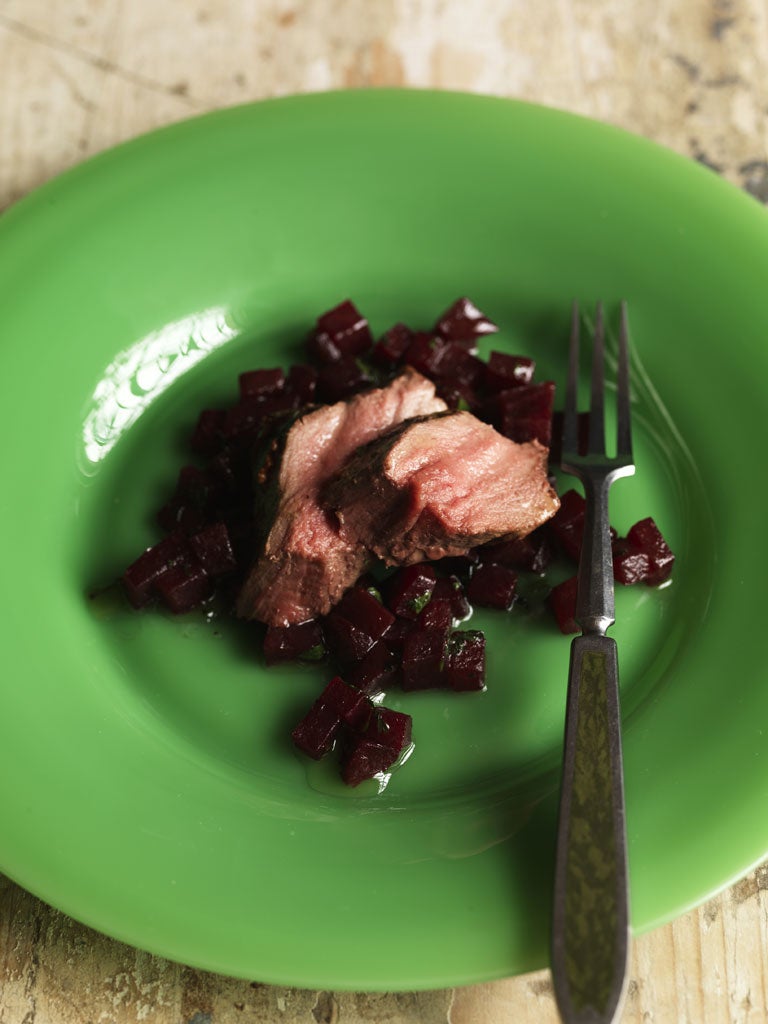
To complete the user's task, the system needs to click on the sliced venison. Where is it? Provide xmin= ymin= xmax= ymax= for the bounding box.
xmin=323 ymin=410 xmax=559 ymax=565
xmin=236 ymin=368 xmax=447 ymax=625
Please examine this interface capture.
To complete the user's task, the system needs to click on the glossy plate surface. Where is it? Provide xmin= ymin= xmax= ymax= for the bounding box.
xmin=1 ymin=90 xmax=767 ymax=990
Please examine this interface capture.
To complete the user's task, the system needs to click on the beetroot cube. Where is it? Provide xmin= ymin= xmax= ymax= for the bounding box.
xmin=432 ymin=575 xmax=471 ymax=620
xmin=372 ymin=323 xmax=413 ymax=367
xmin=315 ymin=357 xmax=372 ymax=403
xmin=403 ymin=332 xmax=446 ymax=378
xmin=433 ymin=297 xmax=498 ymax=345
xmin=263 ymin=619 xmax=326 ymax=665
xmin=291 ymin=702 xmax=341 ymax=760
xmin=238 ymin=367 xmax=285 ymax=401
xmin=190 ymin=408 xmax=226 ymax=457
xmin=417 ymin=596 xmax=454 ymax=632
xmin=122 ymin=534 xmax=190 ymax=608
xmin=155 ymin=560 xmax=212 ymax=613
xmin=384 ymin=563 xmax=437 ymax=619
xmin=435 ymin=551 xmax=479 ymax=577
xmin=291 ymin=676 xmax=372 ymax=759
xmin=190 ymin=522 xmax=237 ymax=576
xmin=341 ymin=707 xmax=413 ymax=786
xmin=433 ymin=343 xmax=485 ymax=387
xmin=157 ymin=464 xmax=221 ymax=534
xmin=308 ymin=300 xmax=373 ymax=362
xmin=360 ymin=707 xmax=413 ymax=755
xmin=484 ymin=351 xmax=535 ymax=393
xmin=402 ymin=628 xmax=447 ymax=690
xmin=286 ymin=363 xmax=318 ymax=404
xmin=548 ymin=489 xmax=586 ymax=561
xmin=324 ymin=611 xmax=377 ymax=664
xmin=548 ymin=576 xmax=580 ymax=634
xmin=335 ymin=587 xmax=395 ymax=642
xmin=612 ymin=537 xmax=652 ymax=586
xmin=478 ymin=533 xmax=552 ymax=574
xmin=340 ymin=739 xmax=397 ymax=787
xmin=223 ymin=397 xmax=295 ymax=443
xmin=437 ymin=380 xmax=479 ymax=412
xmin=346 ymin=641 xmax=397 ymax=693
xmin=627 ymin=518 xmax=675 ymax=585
xmin=382 ymin=617 xmax=414 ymax=656
xmin=497 ymin=381 xmax=556 ymax=447
xmin=444 ymin=630 xmax=486 ymax=691
xmin=466 ymin=562 xmax=518 ymax=610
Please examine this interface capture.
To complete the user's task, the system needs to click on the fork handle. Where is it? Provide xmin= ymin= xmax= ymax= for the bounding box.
xmin=552 ymin=633 xmax=630 ymax=1024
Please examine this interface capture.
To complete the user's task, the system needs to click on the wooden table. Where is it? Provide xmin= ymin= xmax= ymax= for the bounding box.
xmin=2 ymin=2 xmax=767 ymax=1021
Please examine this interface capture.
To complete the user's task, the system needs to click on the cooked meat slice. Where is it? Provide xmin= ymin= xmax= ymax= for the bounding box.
xmin=323 ymin=410 xmax=560 ymax=564
xmin=236 ymin=368 xmax=447 ymax=625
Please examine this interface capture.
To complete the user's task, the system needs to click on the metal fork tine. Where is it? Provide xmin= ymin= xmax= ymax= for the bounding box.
xmin=588 ymin=301 xmax=606 ymax=454
xmin=562 ymin=300 xmax=580 ymax=456
xmin=616 ymin=301 xmax=632 ymax=459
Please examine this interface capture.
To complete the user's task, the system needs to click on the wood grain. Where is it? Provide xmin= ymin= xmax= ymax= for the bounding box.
xmin=2 ymin=1 xmax=767 ymax=1021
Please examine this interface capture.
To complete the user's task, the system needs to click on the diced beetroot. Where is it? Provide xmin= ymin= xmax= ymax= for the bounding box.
xmin=547 ymin=489 xmax=618 ymax=563
xmin=335 ymin=587 xmax=395 ymax=642
xmin=359 ymin=706 xmax=413 ymax=754
xmin=122 ymin=534 xmax=190 ymax=608
xmin=157 ymin=464 xmax=222 ymax=534
xmin=434 ymin=551 xmax=479 ymax=577
xmin=189 ymin=522 xmax=237 ymax=576
xmin=291 ymin=675 xmax=373 ymax=760
xmin=307 ymin=300 xmax=373 ymax=362
xmin=437 ymin=379 xmax=479 ymax=412
xmin=401 ymin=628 xmax=447 ymax=690
xmin=484 ymin=351 xmax=535 ymax=393
xmin=238 ymin=367 xmax=285 ymax=401
xmin=384 ymin=563 xmax=437 ymax=619
xmin=340 ymin=739 xmax=395 ymax=787
xmin=190 ymin=408 xmax=226 ymax=457
xmin=433 ymin=343 xmax=485 ymax=387
xmin=466 ymin=562 xmax=518 ymax=610
xmin=417 ymin=596 xmax=453 ymax=632
xmin=263 ymin=619 xmax=326 ymax=665
xmin=444 ymin=630 xmax=486 ymax=691
xmin=612 ymin=537 xmax=652 ymax=586
xmin=346 ymin=640 xmax=397 ymax=693
xmin=547 ymin=489 xmax=586 ymax=561
xmin=340 ymin=706 xmax=413 ymax=786
xmin=286 ymin=363 xmax=318 ymax=405
xmin=371 ymin=323 xmax=413 ymax=367
xmin=548 ymin=576 xmax=580 ymax=634
xmin=496 ymin=381 xmax=556 ymax=447
xmin=403 ymin=332 xmax=445 ymax=379
xmin=433 ymin=297 xmax=498 ymax=345
xmin=291 ymin=702 xmax=340 ymax=760
xmin=432 ymin=575 xmax=471 ymax=620
xmin=223 ymin=392 xmax=296 ymax=441
xmin=315 ymin=357 xmax=373 ymax=403
xmin=324 ymin=611 xmax=377 ymax=664
xmin=155 ymin=559 xmax=212 ymax=613
xmin=626 ymin=517 xmax=675 ymax=585
xmin=382 ymin=617 xmax=414 ymax=656
xmin=478 ymin=533 xmax=552 ymax=574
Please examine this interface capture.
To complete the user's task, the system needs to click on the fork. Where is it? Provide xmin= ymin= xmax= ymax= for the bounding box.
xmin=551 ymin=302 xmax=634 ymax=1024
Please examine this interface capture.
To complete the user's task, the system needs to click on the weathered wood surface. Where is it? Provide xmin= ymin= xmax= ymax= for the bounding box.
xmin=2 ymin=1 xmax=767 ymax=1021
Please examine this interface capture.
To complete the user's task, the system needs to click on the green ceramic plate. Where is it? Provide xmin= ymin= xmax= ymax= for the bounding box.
xmin=1 ymin=90 xmax=766 ymax=991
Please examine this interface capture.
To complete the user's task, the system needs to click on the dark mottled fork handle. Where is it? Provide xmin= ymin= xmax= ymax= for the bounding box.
xmin=551 ymin=633 xmax=629 ymax=1023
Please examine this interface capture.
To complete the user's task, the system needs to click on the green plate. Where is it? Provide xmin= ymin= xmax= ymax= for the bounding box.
xmin=1 ymin=90 xmax=766 ymax=991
